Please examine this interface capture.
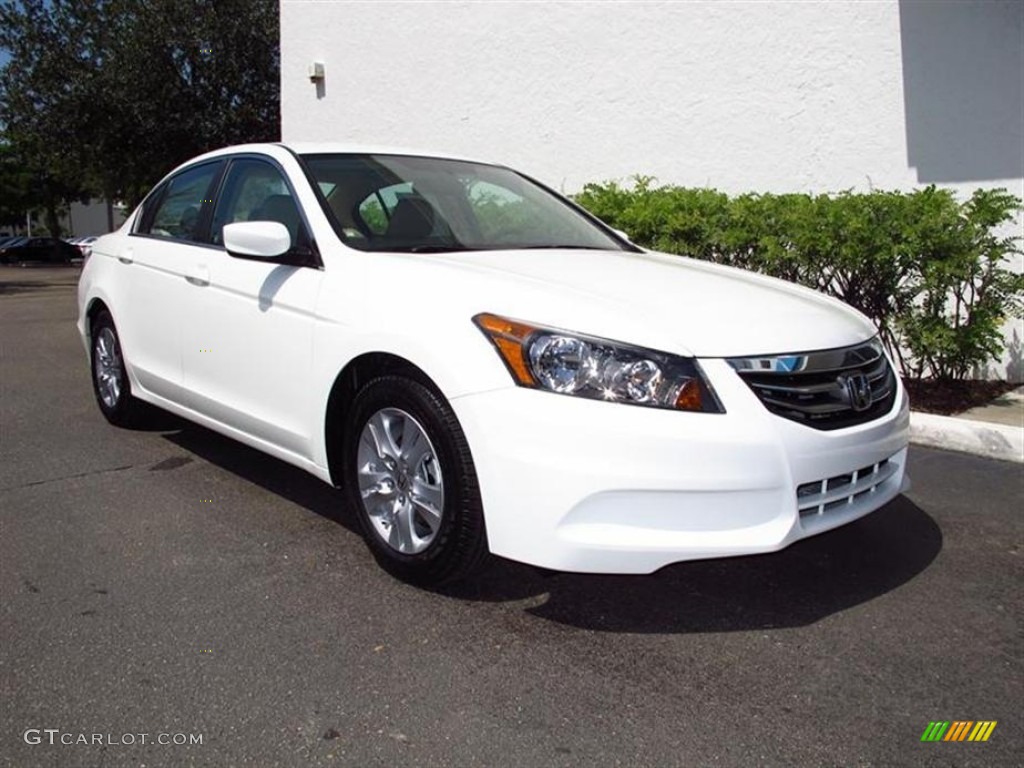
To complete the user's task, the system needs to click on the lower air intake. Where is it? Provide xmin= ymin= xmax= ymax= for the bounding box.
xmin=796 ymin=457 xmax=898 ymax=519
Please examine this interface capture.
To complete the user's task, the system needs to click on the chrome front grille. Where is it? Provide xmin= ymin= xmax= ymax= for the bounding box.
xmin=727 ymin=338 xmax=897 ymax=430
xmin=797 ymin=457 xmax=898 ymax=518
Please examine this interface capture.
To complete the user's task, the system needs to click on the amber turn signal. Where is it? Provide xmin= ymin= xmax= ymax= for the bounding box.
xmin=674 ymin=379 xmax=703 ymax=411
xmin=473 ymin=313 xmax=538 ymax=386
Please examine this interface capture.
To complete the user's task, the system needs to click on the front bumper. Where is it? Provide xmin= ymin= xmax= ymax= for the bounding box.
xmin=450 ymin=358 xmax=910 ymax=574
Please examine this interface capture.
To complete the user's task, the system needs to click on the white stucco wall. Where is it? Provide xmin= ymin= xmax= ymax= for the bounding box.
xmin=65 ymin=200 xmax=125 ymax=236
xmin=281 ymin=0 xmax=1023 ymax=377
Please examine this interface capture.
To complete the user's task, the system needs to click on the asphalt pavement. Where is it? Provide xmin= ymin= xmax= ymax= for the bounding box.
xmin=1 ymin=267 xmax=1021 ymax=767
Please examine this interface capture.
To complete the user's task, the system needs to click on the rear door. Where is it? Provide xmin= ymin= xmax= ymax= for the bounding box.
xmin=118 ymin=160 xmax=224 ymax=404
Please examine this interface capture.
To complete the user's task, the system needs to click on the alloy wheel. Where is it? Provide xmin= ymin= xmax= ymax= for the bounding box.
xmin=94 ymin=327 xmax=123 ymax=409
xmin=356 ymin=407 xmax=445 ymax=554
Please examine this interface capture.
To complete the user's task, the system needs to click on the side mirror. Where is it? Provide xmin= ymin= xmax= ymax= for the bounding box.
xmin=612 ymin=227 xmax=632 ymax=243
xmin=223 ymin=221 xmax=291 ymax=259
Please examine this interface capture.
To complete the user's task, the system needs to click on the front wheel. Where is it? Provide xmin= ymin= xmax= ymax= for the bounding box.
xmin=343 ymin=376 xmax=489 ymax=586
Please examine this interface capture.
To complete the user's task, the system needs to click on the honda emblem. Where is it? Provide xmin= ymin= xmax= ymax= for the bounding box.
xmin=840 ymin=373 xmax=873 ymax=412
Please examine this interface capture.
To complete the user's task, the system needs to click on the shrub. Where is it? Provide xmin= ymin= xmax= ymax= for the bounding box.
xmin=575 ymin=179 xmax=1023 ymax=381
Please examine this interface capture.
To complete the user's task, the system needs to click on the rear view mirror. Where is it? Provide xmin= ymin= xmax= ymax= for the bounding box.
xmin=223 ymin=221 xmax=291 ymax=259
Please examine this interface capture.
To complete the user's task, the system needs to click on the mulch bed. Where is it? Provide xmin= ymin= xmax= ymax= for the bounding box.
xmin=902 ymin=378 xmax=1018 ymax=416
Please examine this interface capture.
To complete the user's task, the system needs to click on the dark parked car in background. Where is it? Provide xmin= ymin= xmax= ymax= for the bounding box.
xmin=0 ymin=237 xmax=80 ymax=264
xmin=0 ymin=236 xmax=28 ymax=254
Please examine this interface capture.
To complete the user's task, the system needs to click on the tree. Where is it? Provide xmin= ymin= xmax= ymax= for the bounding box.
xmin=0 ymin=0 xmax=279 ymax=215
xmin=0 ymin=141 xmax=91 ymax=235
xmin=0 ymin=143 xmax=37 ymax=230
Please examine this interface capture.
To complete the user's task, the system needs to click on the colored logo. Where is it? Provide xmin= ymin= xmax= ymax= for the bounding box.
xmin=773 ymin=355 xmax=801 ymax=373
xmin=921 ymin=721 xmax=997 ymax=742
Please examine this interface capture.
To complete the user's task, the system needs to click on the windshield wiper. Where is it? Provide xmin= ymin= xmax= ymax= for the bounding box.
xmin=405 ymin=245 xmax=479 ymax=253
xmin=517 ymin=244 xmax=607 ymax=250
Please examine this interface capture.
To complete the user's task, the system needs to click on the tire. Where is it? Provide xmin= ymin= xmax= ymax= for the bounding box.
xmin=90 ymin=310 xmax=146 ymax=427
xmin=343 ymin=375 xmax=489 ymax=586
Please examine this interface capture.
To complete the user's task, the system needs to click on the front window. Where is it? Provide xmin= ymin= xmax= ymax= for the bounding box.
xmin=301 ymin=154 xmax=627 ymax=253
xmin=210 ymin=158 xmax=309 ymax=250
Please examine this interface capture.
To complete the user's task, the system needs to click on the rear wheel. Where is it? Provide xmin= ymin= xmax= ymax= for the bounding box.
xmin=90 ymin=310 xmax=145 ymax=426
xmin=343 ymin=375 xmax=489 ymax=586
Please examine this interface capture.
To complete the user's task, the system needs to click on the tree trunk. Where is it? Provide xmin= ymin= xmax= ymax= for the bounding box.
xmin=44 ymin=202 xmax=61 ymax=237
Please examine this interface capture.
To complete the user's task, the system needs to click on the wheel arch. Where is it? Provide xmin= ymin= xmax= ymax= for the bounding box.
xmin=84 ymin=298 xmax=112 ymax=341
xmin=324 ymin=352 xmax=444 ymax=487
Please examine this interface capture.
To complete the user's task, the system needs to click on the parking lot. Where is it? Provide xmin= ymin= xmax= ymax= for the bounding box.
xmin=1 ymin=266 xmax=1021 ymax=767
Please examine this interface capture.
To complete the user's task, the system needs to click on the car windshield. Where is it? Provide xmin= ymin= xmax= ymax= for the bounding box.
xmin=301 ymin=153 xmax=628 ymax=254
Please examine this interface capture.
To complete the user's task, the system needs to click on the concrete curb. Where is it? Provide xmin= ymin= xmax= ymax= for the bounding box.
xmin=910 ymin=411 xmax=1023 ymax=463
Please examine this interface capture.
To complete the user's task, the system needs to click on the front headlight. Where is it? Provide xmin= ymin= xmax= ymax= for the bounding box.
xmin=473 ymin=313 xmax=724 ymax=413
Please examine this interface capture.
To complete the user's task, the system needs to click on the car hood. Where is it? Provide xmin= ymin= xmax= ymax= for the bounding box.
xmin=421 ymin=248 xmax=877 ymax=358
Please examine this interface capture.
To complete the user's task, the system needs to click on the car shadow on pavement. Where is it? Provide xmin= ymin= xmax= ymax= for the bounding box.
xmin=159 ymin=421 xmax=364 ymax=539
xmin=160 ymin=420 xmax=942 ymax=635
xmin=448 ymin=496 xmax=943 ymax=633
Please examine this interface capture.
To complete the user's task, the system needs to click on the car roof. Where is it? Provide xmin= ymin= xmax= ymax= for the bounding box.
xmin=185 ymin=142 xmax=492 ymax=168
xmin=284 ymin=142 xmax=487 ymax=164
xmin=148 ymin=143 xmax=514 ymax=210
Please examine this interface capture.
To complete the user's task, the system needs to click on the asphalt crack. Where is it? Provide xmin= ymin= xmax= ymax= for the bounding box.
xmin=0 ymin=463 xmax=137 ymax=493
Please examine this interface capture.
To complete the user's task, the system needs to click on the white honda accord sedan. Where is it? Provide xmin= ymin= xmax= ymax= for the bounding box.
xmin=78 ymin=143 xmax=910 ymax=585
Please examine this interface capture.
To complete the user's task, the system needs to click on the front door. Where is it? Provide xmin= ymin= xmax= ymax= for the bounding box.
xmin=181 ymin=157 xmax=323 ymax=458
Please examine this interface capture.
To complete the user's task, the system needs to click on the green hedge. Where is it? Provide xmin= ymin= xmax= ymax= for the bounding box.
xmin=575 ymin=178 xmax=1024 ymax=381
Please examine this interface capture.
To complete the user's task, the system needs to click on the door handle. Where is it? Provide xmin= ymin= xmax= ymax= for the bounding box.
xmin=118 ymin=248 xmax=134 ymax=265
xmin=185 ymin=265 xmax=210 ymax=287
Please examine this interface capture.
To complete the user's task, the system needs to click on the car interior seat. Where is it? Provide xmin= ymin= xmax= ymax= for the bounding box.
xmin=250 ymin=194 xmax=301 ymax=247
xmin=385 ymin=197 xmax=437 ymax=241
xmin=179 ymin=206 xmax=200 ymax=239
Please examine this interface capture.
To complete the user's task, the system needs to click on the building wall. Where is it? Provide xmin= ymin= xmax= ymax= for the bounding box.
xmin=281 ymin=0 xmax=1023 ymax=377
xmin=65 ymin=200 xmax=126 ymax=237
xmin=4 ymin=201 xmax=126 ymax=238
